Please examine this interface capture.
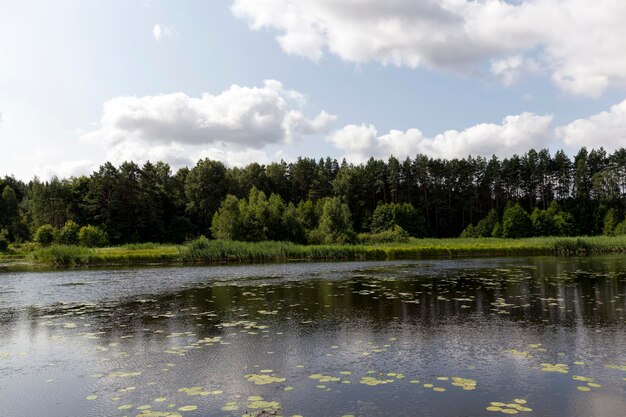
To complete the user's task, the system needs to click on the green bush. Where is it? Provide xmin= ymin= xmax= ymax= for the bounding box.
xmin=58 ymin=220 xmax=80 ymax=245
xmin=460 ymin=224 xmax=476 ymax=238
xmin=78 ymin=225 xmax=109 ymax=247
xmin=531 ymin=202 xmax=574 ymax=236
xmin=614 ymin=217 xmax=626 ymax=236
xmin=603 ymin=208 xmax=619 ymax=236
xmin=475 ymin=209 xmax=499 ymax=237
xmin=358 ymin=225 xmax=410 ymax=244
xmin=502 ymin=204 xmax=532 ymax=238
xmin=460 ymin=209 xmax=499 ymax=238
xmin=491 ymin=222 xmax=502 ymax=238
xmin=306 ymin=228 xmax=326 ymax=245
xmin=370 ymin=203 xmax=426 ymax=237
xmin=34 ymin=224 xmax=57 ymax=246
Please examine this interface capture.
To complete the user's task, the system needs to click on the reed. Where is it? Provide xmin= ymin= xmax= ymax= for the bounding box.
xmin=23 ymin=235 xmax=626 ymax=267
xmin=27 ymin=245 xmax=94 ymax=266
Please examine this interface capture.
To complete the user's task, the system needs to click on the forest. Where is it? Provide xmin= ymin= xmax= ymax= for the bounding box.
xmin=1 ymin=146 xmax=626 ymax=249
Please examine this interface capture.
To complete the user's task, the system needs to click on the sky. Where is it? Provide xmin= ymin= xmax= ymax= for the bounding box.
xmin=1 ymin=0 xmax=626 ymax=180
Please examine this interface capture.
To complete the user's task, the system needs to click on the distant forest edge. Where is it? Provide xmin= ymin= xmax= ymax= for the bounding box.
xmin=2 ymin=146 xmax=626 ymax=250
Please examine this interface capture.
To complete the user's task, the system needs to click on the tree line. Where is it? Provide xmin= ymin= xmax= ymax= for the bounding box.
xmin=1 ymin=146 xmax=626 ymax=247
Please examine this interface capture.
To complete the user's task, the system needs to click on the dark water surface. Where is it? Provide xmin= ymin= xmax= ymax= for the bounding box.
xmin=0 ymin=256 xmax=625 ymax=417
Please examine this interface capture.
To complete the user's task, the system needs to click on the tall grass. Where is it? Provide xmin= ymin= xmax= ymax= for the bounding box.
xmin=23 ymin=235 xmax=626 ymax=267
xmin=28 ymin=245 xmax=94 ymax=267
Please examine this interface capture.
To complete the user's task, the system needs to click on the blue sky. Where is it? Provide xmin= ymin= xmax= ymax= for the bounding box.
xmin=1 ymin=0 xmax=626 ymax=179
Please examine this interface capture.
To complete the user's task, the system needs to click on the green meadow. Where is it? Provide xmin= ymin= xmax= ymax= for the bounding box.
xmin=5 ymin=235 xmax=626 ymax=268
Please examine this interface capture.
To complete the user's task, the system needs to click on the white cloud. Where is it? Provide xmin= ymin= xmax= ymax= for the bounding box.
xmin=490 ymin=55 xmax=541 ymax=86
xmin=232 ymin=0 xmax=626 ymax=96
xmin=43 ymin=159 xmax=98 ymax=179
xmin=329 ymin=112 xmax=554 ymax=162
xmin=198 ymin=145 xmax=274 ymax=168
xmin=556 ymin=98 xmax=626 ymax=151
xmin=83 ymin=80 xmax=336 ymax=167
xmin=153 ymin=24 xmax=178 ymax=41
xmin=0 ymin=110 xmax=5 ymax=129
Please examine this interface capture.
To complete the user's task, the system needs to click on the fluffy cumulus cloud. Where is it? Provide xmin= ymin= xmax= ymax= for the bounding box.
xmin=83 ymin=80 xmax=336 ymax=167
xmin=557 ymin=98 xmax=626 ymax=151
xmin=329 ymin=113 xmax=554 ymax=162
xmin=0 ymin=110 xmax=4 ymax=129
xmin=153 ymin=24 xmax=178 ymax=41
xmin=232 ymin=0 xmax=626 ymax=96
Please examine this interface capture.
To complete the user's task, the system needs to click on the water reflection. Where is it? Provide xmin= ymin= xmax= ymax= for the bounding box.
xmin=0 ymin=256 xmax=624 ymax=417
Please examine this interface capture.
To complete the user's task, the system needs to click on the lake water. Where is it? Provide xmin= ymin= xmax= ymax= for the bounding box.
xmin=0 ymin=256 xmax=624 ymax=417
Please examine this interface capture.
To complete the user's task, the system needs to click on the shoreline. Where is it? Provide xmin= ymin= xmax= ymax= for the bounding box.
xmin=2 ymin=236 xmax=626 ymax=270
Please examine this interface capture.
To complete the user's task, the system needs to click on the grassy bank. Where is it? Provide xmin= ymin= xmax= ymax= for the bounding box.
xmin=8 ymin=235 xmax=626 ymax=268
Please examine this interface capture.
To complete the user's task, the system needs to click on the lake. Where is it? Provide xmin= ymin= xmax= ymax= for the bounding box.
xmin=0 ymin=256 xmax=624 ymax=417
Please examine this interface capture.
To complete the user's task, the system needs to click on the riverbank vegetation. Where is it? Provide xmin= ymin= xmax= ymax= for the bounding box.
xmin=9 ymin=235 xmax=626 ymax=267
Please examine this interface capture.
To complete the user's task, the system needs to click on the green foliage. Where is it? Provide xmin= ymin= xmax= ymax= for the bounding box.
xmin=502 ymin=204 xmax=532 ymax=238
xmin=34 ymin=224 xmax=57 ymax=246
xmin=5 ymin=146 xmax=626 ymax=244
xmin=0 ymin=186 xmax=18 ymax=225
xmin=185 ymin=158 xmax=227 ymax=231
xmin=552 ymin=238 xmax=591 ymax=255
xmin=370 ymin=204 xmax=395 ymax=232
xmin=281 ymin=202 xmax=307 ymax=244
xmin=358 ymin=225 xmax=410 ymax=244
xmin=370 ymin=203 xmax=426 ymax=237
xmin=460 ymin=210 xmax=499 ymax=238
xmin=211 ymin=195 xmax=242 ymax=240
xmin=78 ymin=225 xmax=109 ymax=247
xmin=28 ymin=245 xmax=93 ymax=266
xmin=531 ymin=208 xmax=554 ymax=236
xmin=460 ymin=224 xmax=476 ymax=238
xmin=491 ymin=222 xmax=502 ymax=238
xmin=295 ymin=200 xmax=320 ymax=230
xmin=237 ymin=187 xmax=282 ymax=242
xmin=475 ymin=209 xmax=499 ymax=237
xmin=316 ymin=197 xmax=355 ymax=244
xmin=603 ymin=208 xmax=619 ymax=236
xmin=0 ymin=185 xmax=29 ymax=242
xmin=211 ymin=188 xmax=307 ymax=243
xmin=530 ymin=202 xmax=574 ymax=236
xmin=58 ymin=220 xmax=80 ymax=245
xmin=614 ymin=217 xmax=626 ymax=236
xmin=16 ymin=235 xmax=626 ymax=267
xmin=552 ymin=211 xmax=575 ymax=236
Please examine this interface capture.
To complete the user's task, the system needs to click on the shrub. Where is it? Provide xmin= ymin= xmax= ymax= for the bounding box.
xmin=78 ymin=225 xmax=109 ymax=247
xmin=306 ymin=228 xmax=326 ymax=245
xmin=358 ymin=225 xmax=410 ymax=244
xmin=34 ymin=224 xmax=57 ymax=246
xmin=502 ymin=204 xmax=532 ymax=238
xmin=58 ymin=220 xmax=80 ymax=245
xmin=475 ymin=209 xmax=499 ymax=237
xmin=603 ymin=208 xmax=619 ymax=236
xmin=614 ymin=217 xmax=626 ymax=236
xmin=370 ymin=203 xmax=426 ymax=237
xmin=531 ymin=202 xmax=574 ymax=236
xmin=460 ymin=224 xmax=476 ymax=238
xmin=491 ymin=222 xmax=502 ymax=238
